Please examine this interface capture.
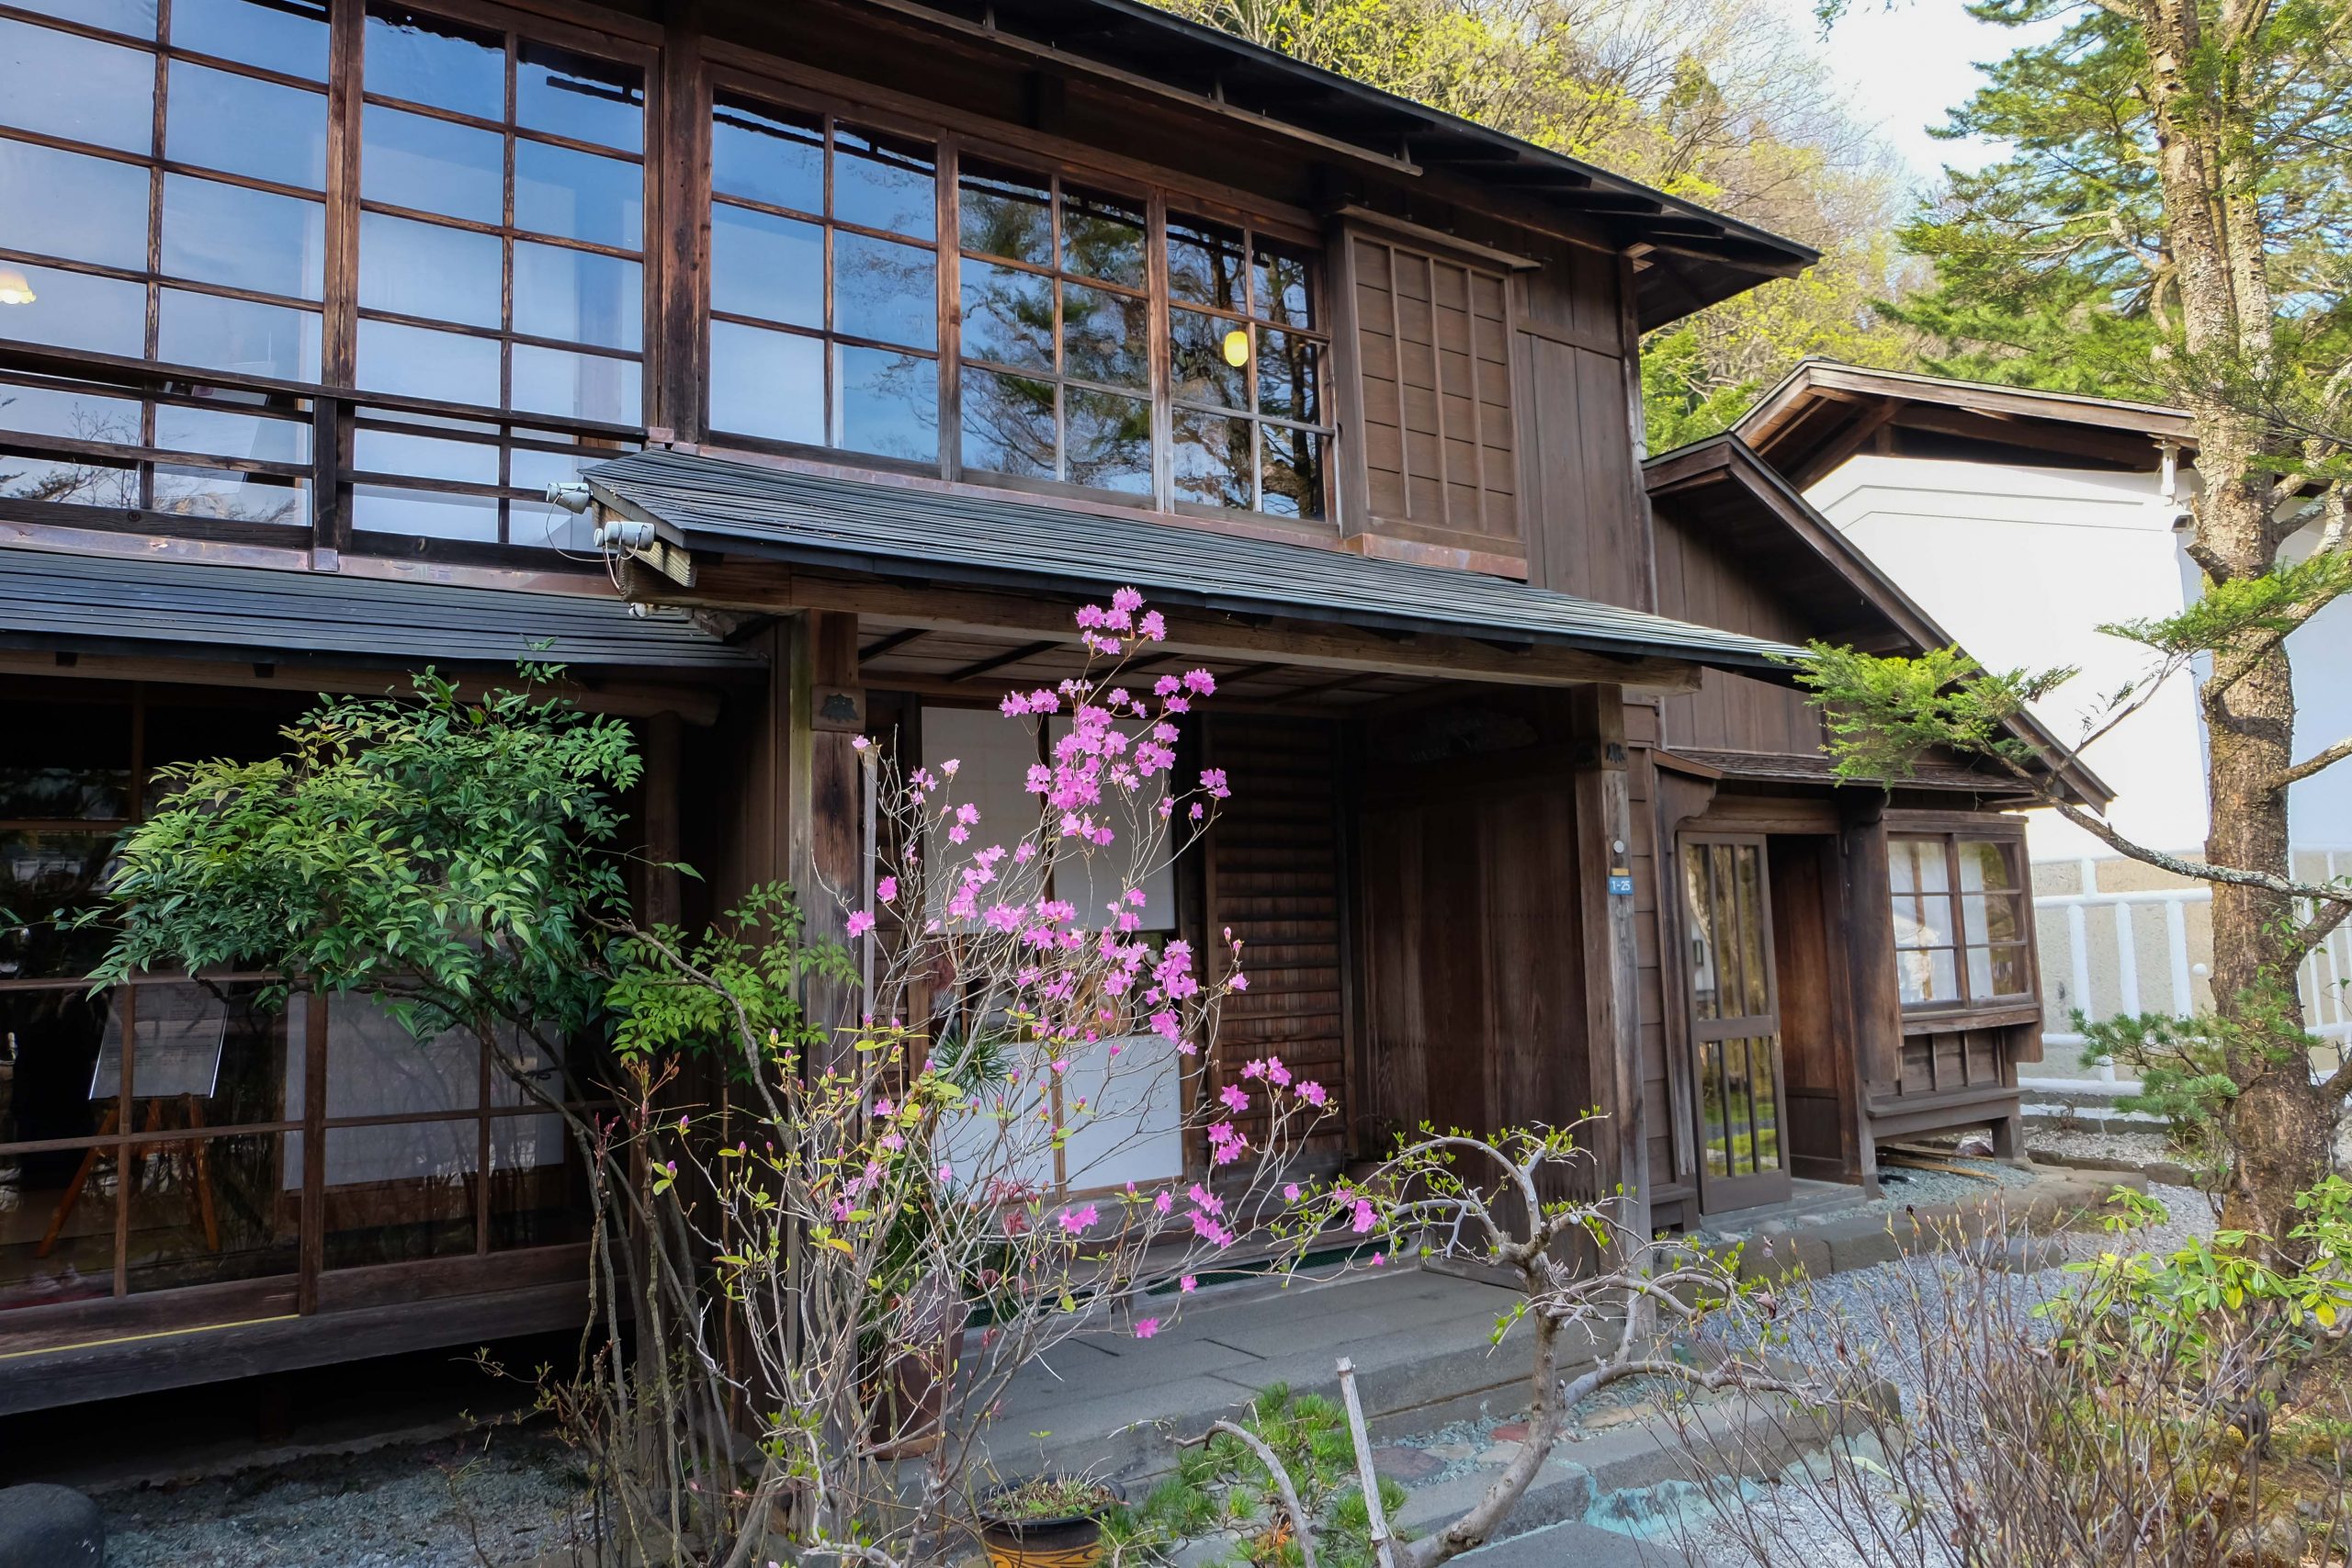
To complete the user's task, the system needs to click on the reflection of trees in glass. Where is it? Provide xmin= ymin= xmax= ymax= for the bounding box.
xmin=1066 ymin=389 xmax=1149 ymax=492
xmin=961 ymin=369 xmax=1056 ymax=479
xmin=833 ymin=231 xmax=936 ymax=350
xmin=960 ymin=261 xmax=1054 ymax=371
xmin=1061 ymin=187 xmax=1144 ymax=287
xmin=840 ymin=349 xmax=938 ymax=461
xmin=1169 ymin=215 xmax=1246 ymax=310
xmin=1261 ymin=424 xmax=1322 ymax=518
xmin=1172 ymin=407 xmax=1250 ymax=509
xmin=959 ymin=162 xmax=1052 ymax=264
xmin=1062 ymin=285 xmax=1147 ymax=389
xmin=0 ymin=399 xmax=141 ymax=509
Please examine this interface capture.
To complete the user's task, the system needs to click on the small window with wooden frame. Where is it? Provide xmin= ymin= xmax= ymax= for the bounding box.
xmin=1887 ymin=829 xmax=2035 ymax=1012
xmin=1165 ymin=211 xmax=1331 ymax=520
xmin=348 ymin=2 xmax=650 ymax=548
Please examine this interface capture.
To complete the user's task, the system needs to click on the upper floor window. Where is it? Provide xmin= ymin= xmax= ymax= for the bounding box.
xmin=0 ymin=0 xmax=329 ymax=525
xmin=1889 ymin=833 xmax=2033 ymax=1010
xmin=699 ymin=92 xmax=1329 ymax=523
xmin=350 ymin=5 xmax=646 ymax=546
xmin=957 ymin=161 xmax=1151 ymax=494
xmin=0 ymin=0 xmax=647 ymax=551
xmin=1166 ymin=213 xmax=1328 ymax=518
xmin=706 ymin=96 xmax=940 ymax=461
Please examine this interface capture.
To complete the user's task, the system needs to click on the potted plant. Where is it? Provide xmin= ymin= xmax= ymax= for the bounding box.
xmin=975 ymin=1476 xmax=1125 ymax=1568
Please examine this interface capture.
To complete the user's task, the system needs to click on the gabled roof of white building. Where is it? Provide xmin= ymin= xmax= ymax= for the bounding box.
xmin=1736 ymin=360 xmax=2195 ymax=489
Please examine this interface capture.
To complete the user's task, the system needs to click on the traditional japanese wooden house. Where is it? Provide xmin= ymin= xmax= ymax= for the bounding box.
xmin=0 ymin=0 xmax=2089 ymax=1412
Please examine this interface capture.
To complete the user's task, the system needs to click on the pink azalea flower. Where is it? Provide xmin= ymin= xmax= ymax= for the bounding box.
xmin=1135 ymin=1318 xmax=1159 ymax=1339
xmin=1297 ymin=1080 xmax=1329 ymax=1108
xmin=1283 ymin=1183 xmax=1302 ymax=1202
xmin=876 ymin=875 xmax=898 ymax=903
xmin=1180 ymin=1275 xmax=1197 ymax=1293
xmin=1371 ymin=1253 xmax=1386 ymax=1268
xmin=1058 ymin=1203 xmax=1099 ymax=1235
xmin=1219 ymin=1084 xmax=1250 ymax=1113
xmin=1154 ymin=1190 xmax=1174 ymax=1214
xmin=846 ymin=910 xmax=876 ymax=939
xmin=1352 ymin=1198 xmax=1377 ymax=1235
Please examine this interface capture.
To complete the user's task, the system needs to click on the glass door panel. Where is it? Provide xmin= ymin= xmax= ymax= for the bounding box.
xmin=1680 ymin=836 xmax=1791 ymax=1212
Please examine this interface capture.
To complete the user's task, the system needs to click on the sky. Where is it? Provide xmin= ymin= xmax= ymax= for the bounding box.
xmin=1755 ymin=0 xmax=2073 ymax=190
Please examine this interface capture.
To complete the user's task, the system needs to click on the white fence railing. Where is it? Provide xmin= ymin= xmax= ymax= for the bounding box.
xmin=2037 ymin=852 xmax=2352 ymax=1056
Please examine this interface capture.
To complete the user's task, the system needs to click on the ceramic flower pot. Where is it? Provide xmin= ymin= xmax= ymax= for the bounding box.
xmin=974 ymin=1479 xmax=1124 ymax=1568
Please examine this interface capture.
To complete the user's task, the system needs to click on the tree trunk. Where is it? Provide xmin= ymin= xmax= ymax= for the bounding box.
xmin=2206 ymin=648 xmax=2330 ymax=1239
xmin=2137 ymin=0 xmax=2331 ymax=1243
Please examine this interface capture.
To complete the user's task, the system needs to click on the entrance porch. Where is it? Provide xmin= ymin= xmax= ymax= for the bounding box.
xmin=586 ymin=446 xmax=1815 ymax=1216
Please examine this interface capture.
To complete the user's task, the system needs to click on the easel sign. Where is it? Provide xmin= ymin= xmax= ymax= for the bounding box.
xmin=90 ymin=987 xmax=228 ymax=1101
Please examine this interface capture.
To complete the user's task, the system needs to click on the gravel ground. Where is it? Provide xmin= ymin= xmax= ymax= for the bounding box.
xmin=99 ymin=1427 xmax=587 ymax=1568
xmin=2027 ymin=1122 xmax=2193 ymax=1166
xmin=1672 ymin=1183 xmax=2219 ymax=1566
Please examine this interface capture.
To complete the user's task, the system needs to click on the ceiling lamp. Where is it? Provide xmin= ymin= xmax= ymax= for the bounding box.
xmin=0 ymin=267 xmax=34 ymax=306
xmin=1220 ymin=328 xmax=1250 ymax=368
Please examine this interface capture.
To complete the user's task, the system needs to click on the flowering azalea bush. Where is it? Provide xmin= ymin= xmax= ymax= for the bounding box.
xmin=585 ymin=588 xmax=1346 ymax=1566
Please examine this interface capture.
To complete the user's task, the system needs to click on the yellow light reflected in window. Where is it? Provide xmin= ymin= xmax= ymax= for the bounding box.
xmin=0 ymin=267 xmax=35 ymax=306
xmin=1220 ymin=328 xmax=1250 ymax=368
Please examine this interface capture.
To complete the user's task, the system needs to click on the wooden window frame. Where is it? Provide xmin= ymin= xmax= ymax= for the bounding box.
xmin=343 ymin=0 xmax=656 ymax=552
xmin=1885 ymin=820 xmax=2038 ymax=1018
xmin=0 ymin=0 xmax=658 ymax=567
xmin=701 ymin=88 xmax=945 ymax=465
xmin=0 ymin=0 xmax=333 ymax=531
xmin=691 ymin=67 xmax=1339 ymax=525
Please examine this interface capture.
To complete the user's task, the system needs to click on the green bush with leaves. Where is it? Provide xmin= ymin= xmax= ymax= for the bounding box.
xmin=2063 ymin=1179 xmax=2352 ymax=1349
xmin=94 ymin=666 xmax=637 ymax=1077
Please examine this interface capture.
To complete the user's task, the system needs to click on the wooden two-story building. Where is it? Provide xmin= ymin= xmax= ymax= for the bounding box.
xmin=0 ymin=0 xmax=2093 ymax=1409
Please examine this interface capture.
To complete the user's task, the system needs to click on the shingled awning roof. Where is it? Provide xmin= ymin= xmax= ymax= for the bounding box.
xmin=582 ymin=448 xmax=1805 ymax=680
xmin=0 ymin=546 xmax=761 ymax=671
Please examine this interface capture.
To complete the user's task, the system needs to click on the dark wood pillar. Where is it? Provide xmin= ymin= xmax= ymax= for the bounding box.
xmin=1569 ymin=685 xmax=1648 ymax=1236
xmin=786 ymin=612 xmax=863 ymax=1034
xmin=641 ymin=708 xmax=684 ymax=930
xmin=1838 ymin=795 xmax=1901 ymax=1189
xmin=649 ymin=0 xmax=707 ymax=447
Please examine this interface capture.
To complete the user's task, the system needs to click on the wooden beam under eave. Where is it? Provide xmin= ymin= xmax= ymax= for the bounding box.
xmin=625 ymin=562 xmax=1712 ymax=695
xmin=0 ymin=649 xmax=731 ymax=725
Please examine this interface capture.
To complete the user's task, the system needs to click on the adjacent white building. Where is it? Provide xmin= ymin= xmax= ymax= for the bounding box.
xmin=1736 ymin=362 xmax=2352 ymax=1069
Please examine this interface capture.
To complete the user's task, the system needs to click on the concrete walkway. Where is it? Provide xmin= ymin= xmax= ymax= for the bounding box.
xmin=983 ymin=1266 xmax=1553 ymax=1485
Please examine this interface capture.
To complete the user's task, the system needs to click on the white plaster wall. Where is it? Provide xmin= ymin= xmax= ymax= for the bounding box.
xmin=1804 ymin=455 xmax=2211 ymax=860
xmin=1803 ymin=451 xmax=2352 ymax=1066
xmin=2284 ymin=518 xmax=2352 ymax=852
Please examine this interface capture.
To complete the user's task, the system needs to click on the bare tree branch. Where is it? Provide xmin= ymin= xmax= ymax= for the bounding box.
xmin=2274 ymin=734 xmax=2352 ymax=792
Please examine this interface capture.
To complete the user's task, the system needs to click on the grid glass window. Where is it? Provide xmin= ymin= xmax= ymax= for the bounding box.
xmin=706 ymin=95 xmax=941 ymax=463
xmin=956 ymin=158 xmax=1153 ymax=494
xmin=1166 ymin=212 xmax=1329 ymax=519
xmin=0 ymin=0 xmax=325 ymax=524
xmin=349 ymin=5 xmax=644 ymax=547
xmin=1889 ymin=833 xmax=2032 ymax=1009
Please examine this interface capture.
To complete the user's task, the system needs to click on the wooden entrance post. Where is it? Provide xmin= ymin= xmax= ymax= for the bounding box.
xmin=1568 ymin=686 xmax=1649 ymax=1243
